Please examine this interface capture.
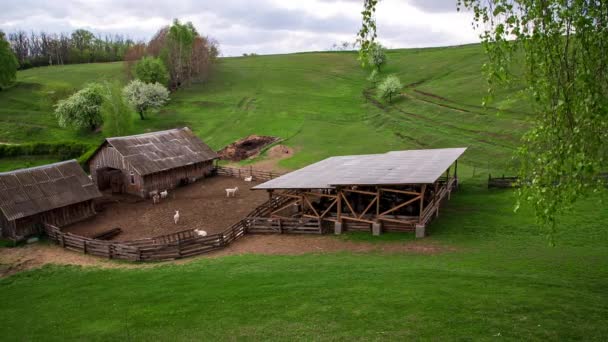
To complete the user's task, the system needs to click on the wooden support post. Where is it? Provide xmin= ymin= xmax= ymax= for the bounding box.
xmin=336 ymin=187 xmax=342 ymax=222
xmin=268 ymin=189 xmax=274 ymax=201
xmin=419 ymin=184 xmax=426 ymax=224
xmin=376 ymin=187 xmax=381 ymax=216
xmin=454 ymin=159 xmax=459 ymax=188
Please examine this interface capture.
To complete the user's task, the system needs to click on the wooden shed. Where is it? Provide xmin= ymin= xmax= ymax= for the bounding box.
xmin=252 ymin=148 xmax=466 ymax=237
xmin=0 ymin=160 xmax=102 ymax=241
xmin=87 ymin=127 xmax=218 ymax=198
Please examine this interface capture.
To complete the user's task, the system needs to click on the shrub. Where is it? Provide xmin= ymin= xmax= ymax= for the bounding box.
xmin=368 ymin=43 xmax=387 ymax=71
xmin=101 ymin=83 xmax=133 ymax=137
xmin=133 ymin=56 xmax=169 ymax=86
xmin=377 ymin=75 xmax=402 ymax=103
xmin=0 ymin=142 xmax=92 ymax=159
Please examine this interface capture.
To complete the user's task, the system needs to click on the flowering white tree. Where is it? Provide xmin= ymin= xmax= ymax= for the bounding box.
xmin=122 ymin=80 xmax=170 ymax=120
xmin=54 ymin=83 xmax=104 ymax=131
xmin=377 ymin=75 xmax=402 ymax=103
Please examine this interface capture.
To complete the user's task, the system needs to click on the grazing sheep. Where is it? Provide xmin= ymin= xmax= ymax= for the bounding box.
xmin=160 ymin=190 xmax=168 ymax=199
xmin=244 ymin=176 xmax=253 ymax=182
xmin=225 ymin=187 xmax=239 ymax=197
xmin=152 ymin=194 xmax=160 ymax=205
xmin=194 ymin=229 xmax=207 ymax=237
xmin=174 ymin=210 xmax=180 ymax=225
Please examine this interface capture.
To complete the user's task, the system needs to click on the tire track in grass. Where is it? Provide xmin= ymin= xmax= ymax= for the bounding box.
xmin=362 ymin=89 xmax=516 ymax=150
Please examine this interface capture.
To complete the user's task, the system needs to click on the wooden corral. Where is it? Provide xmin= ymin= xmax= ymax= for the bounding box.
xmin=0 ymin=160 xmax=101 ymax=241
xmin=87 ymin=127 xmax=218 ymax=198
xmin=252 ymin=148 xmax=466 ymax=237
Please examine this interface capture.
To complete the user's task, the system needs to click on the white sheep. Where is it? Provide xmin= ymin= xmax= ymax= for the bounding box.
xmin=244 ymin=176 xmax=253 ymax=182
xmin=194 ymin=229 xmax=207 ymax=237
xmin=160 ymin=190 xmax=168 ymax=199
xmin=174 ymin=210 xmax=180 ymax=225
xmin=225 ymin=187 xmax=239 ymax=197
xmin=152 ymin=194 xmax=160 ymax=205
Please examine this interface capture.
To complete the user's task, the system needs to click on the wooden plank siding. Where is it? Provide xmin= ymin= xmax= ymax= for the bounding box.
xmin=89 ymin=143 xmax=214 ymax=198
xmin=2 ymin=200 xmax=96 ymax=241
xmin=141 ymin=161 xmax=214 ymax=197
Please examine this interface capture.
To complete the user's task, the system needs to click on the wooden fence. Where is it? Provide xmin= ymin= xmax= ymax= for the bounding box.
xmin=215 ymin=166 xmax=285 ymax=182
xmin=420 ymin=177 xmax=455 ymax=227
xmin=488 ymin=174 xmax=519 ymax=188
xmin=44 ymin=220 xmax=248 ymax=262
xmin=247 ymin=217 xmax=322 ymax=234
xmin=488 ymin=173 xmax=608 ymax=189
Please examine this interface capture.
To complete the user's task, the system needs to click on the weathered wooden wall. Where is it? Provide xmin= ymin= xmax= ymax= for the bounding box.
xmin=2 ymin=200 xmax=96 ymax=241
xmin=89 ymin=144 xmax=214 ymax=198
xmin=141 ymin=161 xmax=214 ymax=197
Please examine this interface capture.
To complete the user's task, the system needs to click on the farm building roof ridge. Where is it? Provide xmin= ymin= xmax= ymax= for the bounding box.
xmin=0 ymin=160 xmax=102 ymax=221
xmin=253 ymin=147 xmax=467 ymax=189
xmin=98 ymin=127 xmax=218 ymax=176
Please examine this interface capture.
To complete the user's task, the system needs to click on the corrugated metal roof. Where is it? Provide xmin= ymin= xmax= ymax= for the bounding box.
xmin=105 ymin=127 xmax=218 ymax=176
xmin=0 ymin=160 xmax=102 ymax=221
xmin=253 ymin=148 xmax=467 ymax=190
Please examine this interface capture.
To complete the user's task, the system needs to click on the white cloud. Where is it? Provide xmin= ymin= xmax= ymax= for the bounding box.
xmin=0 ymin=0 xmax=481 ymax=56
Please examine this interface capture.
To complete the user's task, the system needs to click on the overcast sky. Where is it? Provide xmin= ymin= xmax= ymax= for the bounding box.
xmin=0 ymin=0 xmax=481 ymax=56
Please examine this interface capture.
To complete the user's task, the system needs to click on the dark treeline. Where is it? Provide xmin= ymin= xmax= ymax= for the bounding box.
xmin=7 ymin=29 xmax=136 ymax=69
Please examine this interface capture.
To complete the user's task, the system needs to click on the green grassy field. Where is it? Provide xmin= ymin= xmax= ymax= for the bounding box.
xmin=0 ymin=44 xmax=527 ymax=172
xmin=1 ymin=46 xmax=607 ymax=341
xmin=1 ymin=183 xmax=607 ymax=340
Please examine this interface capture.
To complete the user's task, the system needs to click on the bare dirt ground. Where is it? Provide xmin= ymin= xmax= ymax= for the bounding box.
xmin=0 ymin=235 xmax=452 ymax=277
xmin=63 ymin=176 xmax=268 ymax=241
xmin=226 ymin=144 xmax=296 ymax=173
xmin=205 ymin=234 xmax=451 ymax=257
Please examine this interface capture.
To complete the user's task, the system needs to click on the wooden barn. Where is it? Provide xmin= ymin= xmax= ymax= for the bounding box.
xmin=0 ymin=160 xmax=102 ymax=241
xmin=87 ymin=127 xmax=218 ymax=198
xmin=252 ymin=148 xmax=466 ymax=237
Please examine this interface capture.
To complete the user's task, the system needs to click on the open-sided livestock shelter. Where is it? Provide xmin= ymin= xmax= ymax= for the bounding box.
xmin=0 ymin=160 xmax=101 ymax=241
xmin=87 ymin=127 xmax=218 ymax=198
xmin=252 ymin=148 xmax=466 ymax=237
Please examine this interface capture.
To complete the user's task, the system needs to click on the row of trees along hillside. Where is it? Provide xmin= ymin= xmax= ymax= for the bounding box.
xmin=6 ymin=29 xmax=135 ymax=69
xmin=125 ymin=19 xmax=219 ymax=90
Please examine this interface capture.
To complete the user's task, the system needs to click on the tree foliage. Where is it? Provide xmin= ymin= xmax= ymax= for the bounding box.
xmin=54 ymin=83 xmax=104 ymax=131
xmin=122 ymin=80 xmax=170 ymax=120
xmin=139 ymin=19 xmax=219 ymax=90
xmin=459 ymin=0 xmax=608 ymax=241
xmin=133 ymin=56 xmax=169 ymax=85
xmin=367 ymin=69 xmax=379 ymax=84
xmin=377 ymin=75 xmax=402 ymax=103
xmin=0 ymin=31 xmax=19 ymax=90
xmin=368 ymin=42 xmax=387 ymax=71
xmin=101 ymin=83 xmax=133 ymax=137
xmin=357 ymin=0 xmax=379 ymax=68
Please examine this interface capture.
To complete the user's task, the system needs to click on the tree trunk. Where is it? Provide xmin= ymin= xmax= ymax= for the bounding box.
xmin=139 ymin=110 xmax=145 ymax=120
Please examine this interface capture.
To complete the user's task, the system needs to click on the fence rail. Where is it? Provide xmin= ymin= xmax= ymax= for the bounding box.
xmin=247 ymin=217 xmax=322 ymax=234
xmin=215 ymin=166 xmax=285 ymax=182
xmin=41 ymin=166 xmax=301 ymax=261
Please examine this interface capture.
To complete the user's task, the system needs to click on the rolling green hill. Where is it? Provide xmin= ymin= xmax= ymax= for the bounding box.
xmin=0 ymin=44 xmax=528 ymax=173
xmin=2 ymin=45 xmax=607 ymax=340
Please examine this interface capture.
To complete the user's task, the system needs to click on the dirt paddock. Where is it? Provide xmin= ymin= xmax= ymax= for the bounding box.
xmin=63 ymin=176 xmax=268 ymax=241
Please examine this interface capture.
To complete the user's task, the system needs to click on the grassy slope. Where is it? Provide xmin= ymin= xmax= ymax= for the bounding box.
xmin=0 ymin=44 xmax=526 ymax=172
xmin=1 ymin=185 xmax=607 ymax=340
xmin=1 ymin=46 xmax=607 ymax=340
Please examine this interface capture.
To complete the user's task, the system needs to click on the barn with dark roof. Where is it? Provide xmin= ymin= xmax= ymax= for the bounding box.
xmin=0 ymin=160 xmax=102 ymax=240
xmin=87 ymin=127 xmax=218 ymax=198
